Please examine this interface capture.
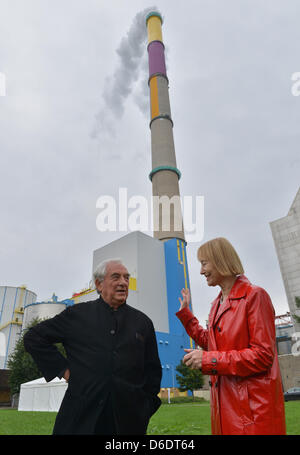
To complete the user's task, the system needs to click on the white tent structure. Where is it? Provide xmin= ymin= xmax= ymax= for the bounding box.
xmin=18 ymin=377 xmax=68 ymax=412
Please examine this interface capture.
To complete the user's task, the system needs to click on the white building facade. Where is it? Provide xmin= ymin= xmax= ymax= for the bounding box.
xmin=270 ymin=187 xmax=300 ymax=333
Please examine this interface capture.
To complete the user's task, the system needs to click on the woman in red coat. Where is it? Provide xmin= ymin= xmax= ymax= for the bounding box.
xmin=176 ymin=237 xmax=286 ymax=435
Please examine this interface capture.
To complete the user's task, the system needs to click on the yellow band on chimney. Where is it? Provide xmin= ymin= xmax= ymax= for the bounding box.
xmin=150 ymin=76 xmax=159 ymax=119
xmin=147 ymin=15 xmax=163 ymax=44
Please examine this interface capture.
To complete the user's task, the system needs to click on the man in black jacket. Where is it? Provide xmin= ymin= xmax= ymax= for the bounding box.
xmin=24 ymin=259 xmax=162 ymax=435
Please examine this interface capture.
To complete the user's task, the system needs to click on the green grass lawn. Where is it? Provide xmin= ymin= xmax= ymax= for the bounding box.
xmin=148 ymin=401 xmax=211 ymax=435
xmin=0 ymin=400 xmax=299 ymax=435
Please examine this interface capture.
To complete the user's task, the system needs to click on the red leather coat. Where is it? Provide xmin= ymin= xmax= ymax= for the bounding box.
xmin=176 ymin=275 xmax=286 ymax=435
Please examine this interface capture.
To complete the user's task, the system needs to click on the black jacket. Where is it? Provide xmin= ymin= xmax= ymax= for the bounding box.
xmin=23 ymin=297 xmax=162 ymax=435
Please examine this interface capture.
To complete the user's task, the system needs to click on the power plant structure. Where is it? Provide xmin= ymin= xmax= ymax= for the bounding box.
xmin=22 ymin=294 xmax=73 ymax=330
xmin=275 ymin=313 xmax=294 ymax=355
xmin=0 ymin=286 xmax=36 ymax=369
xmin=88 ymin=11 xmax=193 ymax=388
xmin=72 ymin=11 xmax=193 ymax=390
xmin=270 ymin=186 xmax=300 ymax=333
xmin=270 ymin=186 xmax=300 ymax=391
xmin=4 ymin=12 xmax=194 ymax=405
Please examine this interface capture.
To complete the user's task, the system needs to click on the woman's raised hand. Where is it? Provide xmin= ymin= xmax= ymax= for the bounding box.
xmin=179 ymin=288 xmax=190 ymax=310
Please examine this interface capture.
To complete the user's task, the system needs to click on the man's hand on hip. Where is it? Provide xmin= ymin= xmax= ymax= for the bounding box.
xmin=63 ymin=368 xmax=70 ymax=382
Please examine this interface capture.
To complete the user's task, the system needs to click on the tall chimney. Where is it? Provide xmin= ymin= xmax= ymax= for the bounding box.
xmin=146 ymin=12 xmax=185 ymax=242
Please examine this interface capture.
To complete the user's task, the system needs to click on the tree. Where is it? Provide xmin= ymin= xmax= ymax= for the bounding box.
xmin=7 ymin=317 xmax=66 ymax=395
xmin=176 ymin=360 xmax=204 ymax=400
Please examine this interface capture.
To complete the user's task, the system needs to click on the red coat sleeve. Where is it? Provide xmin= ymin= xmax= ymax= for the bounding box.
xmin=176 ymin=307 xmax=209 ymax=351
xmin=201 ymin=287 xmax=276 ymax=377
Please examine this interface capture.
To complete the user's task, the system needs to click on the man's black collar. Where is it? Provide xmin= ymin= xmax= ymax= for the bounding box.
xmin=98 ymin=295 xmax=127 ymax=312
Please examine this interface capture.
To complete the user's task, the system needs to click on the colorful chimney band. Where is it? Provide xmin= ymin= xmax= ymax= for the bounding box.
xmin=146 ymin=12 xmax=163 ymax=42
xmin=147 ymin=14 xmax=172 ymax=126
xmin=148 ymin=41 xmax=167 ymax=79
xmin=149 ymin=76 xmax=172 ymax=124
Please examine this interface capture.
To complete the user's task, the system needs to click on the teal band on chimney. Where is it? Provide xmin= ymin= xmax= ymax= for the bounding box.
xmin=146 ymin=11 xmax=163 ymax=25
xmin=149 ymin=166 xmax=181 ymax=181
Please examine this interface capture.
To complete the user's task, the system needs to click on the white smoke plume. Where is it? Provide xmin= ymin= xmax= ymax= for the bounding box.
xmin=91 ymin=6 xmax=159 ymax=139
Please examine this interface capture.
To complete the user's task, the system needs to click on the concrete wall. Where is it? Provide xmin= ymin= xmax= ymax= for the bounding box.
xmin=194 ymin=389 xmax=210 ymax=401
xmin=276 ymin=324 xmax=294 ymax=355
xmin=270 ymin=187 xmax=300 ymax=332
xmin=278 ymin=354 xmax=300 ymax=391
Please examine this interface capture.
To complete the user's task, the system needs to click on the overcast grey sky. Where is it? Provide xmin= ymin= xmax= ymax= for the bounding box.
xmin=0 ymin=0 xmax=299 ymax=326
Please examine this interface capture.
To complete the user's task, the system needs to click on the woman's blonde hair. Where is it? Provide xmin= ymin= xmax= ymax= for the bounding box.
xmin=197 ymin=237 xmax=244 ymax=277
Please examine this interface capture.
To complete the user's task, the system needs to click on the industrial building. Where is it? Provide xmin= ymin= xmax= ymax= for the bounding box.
xmin=270 ymin=187 xmax=300 ymax=390
xmin=270 ymin=187 xmax=300 ymax=333
xmin=0 ymin=286 xmax=36 ymax=369
xmin=22 ymin=294 xmax=73 ymax=328
xmin=275 ymin=313 xmax=294 ymax=356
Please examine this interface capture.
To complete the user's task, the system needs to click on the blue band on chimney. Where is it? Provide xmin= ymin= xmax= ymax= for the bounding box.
xmin=149 ymin=166 xmax=181 ymax=181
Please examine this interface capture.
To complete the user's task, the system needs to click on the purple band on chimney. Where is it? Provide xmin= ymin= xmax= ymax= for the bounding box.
xmin=147 ymin=41 xmax=167 ymax=78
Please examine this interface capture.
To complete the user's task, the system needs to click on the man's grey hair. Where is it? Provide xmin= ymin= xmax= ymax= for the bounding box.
xmin=92 ymin=258 xmax=126 ymax=291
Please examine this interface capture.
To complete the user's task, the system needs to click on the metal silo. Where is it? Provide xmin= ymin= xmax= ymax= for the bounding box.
xmin=0 ymin=286 xmax=37 ymax=369
xmin=71 ymin=288 xmax=98 ymax=304
xmin=22 ymin=294 xmax=73 ymax=331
